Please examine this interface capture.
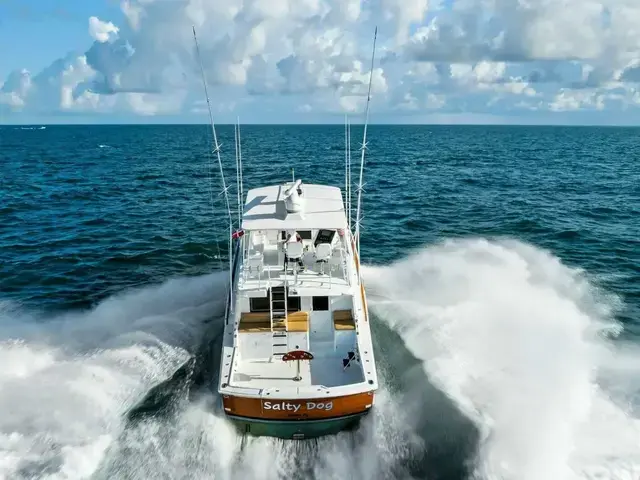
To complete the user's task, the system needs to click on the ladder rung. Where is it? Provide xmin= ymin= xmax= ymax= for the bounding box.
xmin=273 ymin=343 xmax=287 ymax=347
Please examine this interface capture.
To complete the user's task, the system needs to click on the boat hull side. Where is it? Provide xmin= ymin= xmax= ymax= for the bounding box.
xmin=226 ymin=410 xmax=369 ymax=439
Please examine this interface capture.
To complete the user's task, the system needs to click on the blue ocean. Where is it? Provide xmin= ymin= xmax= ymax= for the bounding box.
xmin=1 ymin=124 xmax=638 ymax=480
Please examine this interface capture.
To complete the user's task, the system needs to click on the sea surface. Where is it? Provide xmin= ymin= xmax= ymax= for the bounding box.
xmin=0 ymin=124 xmax=638 ymax=480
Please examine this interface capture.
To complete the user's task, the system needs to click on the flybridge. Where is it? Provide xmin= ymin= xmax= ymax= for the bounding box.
xmin=241 ymin=183 xmax=347 ymax=231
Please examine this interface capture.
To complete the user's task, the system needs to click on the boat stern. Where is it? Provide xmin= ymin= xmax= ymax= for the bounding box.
xmin=220 ymin=390 xmax=375 ymax=440
xmin=227 ymin=410 xmax=370 ymax=439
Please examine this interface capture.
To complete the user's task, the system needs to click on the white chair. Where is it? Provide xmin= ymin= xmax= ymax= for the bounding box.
xmin=301 ymin=250 xmax=315 ymax=269
xmin=315 ymin=243 xmax=332 ymax=275
xmin=250 ymin=231 xmax=265 ymax=254
xmin=286 ymin=242 xmax=304 ymax=265
xmin=246 ymin=254 xmax=263 ymax=278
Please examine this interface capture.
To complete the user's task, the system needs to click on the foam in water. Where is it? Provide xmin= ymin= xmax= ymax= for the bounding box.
xmin=364 ymin=238 xmax=640 ymax=480
xmin=98 ymin=380 xmax=423 ymax=480
xmin=0 ymin=271 xmax=424 ymax=480
xmin=2 ymin=239 xmax=638 ymax=480
xmin=0 ymin=273 xmax=226 ymax=480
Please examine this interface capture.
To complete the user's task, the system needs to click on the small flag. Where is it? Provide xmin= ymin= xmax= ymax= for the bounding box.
xmin=232 ymin=229 xmax=244 ymax=239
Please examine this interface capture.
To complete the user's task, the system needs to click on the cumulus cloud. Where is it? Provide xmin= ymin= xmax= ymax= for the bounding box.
xmin=89 ymin=16 xmax=119 ymax=43
xmin=0 ymin=70 xmax=32 ymax=108
xmin=3 ymin=0 xmax=640 ymax=121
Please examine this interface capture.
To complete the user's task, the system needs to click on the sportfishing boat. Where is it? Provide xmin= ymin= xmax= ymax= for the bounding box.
xmin=218 ymin=178 xmax=379 ymax=439
xmin=192 ymin=27 xmax=379 ymax=439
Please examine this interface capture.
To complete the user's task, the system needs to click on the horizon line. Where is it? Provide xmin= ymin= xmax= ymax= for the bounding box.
xmin=3 ymin=122 xmax=640 ymax=128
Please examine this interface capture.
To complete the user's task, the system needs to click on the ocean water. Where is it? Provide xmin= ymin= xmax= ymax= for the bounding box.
xmin=0 ymin=124 xmax=638 ymax=480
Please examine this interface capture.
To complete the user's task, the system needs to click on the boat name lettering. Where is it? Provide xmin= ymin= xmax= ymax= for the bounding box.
xmin=263 ymin=401 xmax=333 ymax=412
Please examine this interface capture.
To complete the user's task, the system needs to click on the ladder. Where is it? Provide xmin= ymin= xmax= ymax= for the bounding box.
xmin=270 ymin=285 xmax=288 ymax=358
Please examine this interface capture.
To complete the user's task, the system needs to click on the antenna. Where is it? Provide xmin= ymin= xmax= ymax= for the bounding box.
xmin=237 ymin=116 xmax=244 ymax=221
xmin=344 ymin=115 xmax=348 ymax=224
xmin=234 ymin=119 xmax=242 ymax=226
xmin=347 ymin=117 xmax=352 ymax=232
xmin=344 ymin=115 xmax=352 ymax=231
xmin=354 ymin=27 xmax=377 ymax=258
xmin=192 ymin=26 xmax=234 ymax=315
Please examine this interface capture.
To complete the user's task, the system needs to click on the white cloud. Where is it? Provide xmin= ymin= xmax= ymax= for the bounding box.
xmin=381 ymin=0 xmax=430 ymax=45
xmin=125 ymin=91 xmax=187 ymax=115
xmin=0 ymin=70 xmax=32 ymax=109
xmin=3 ymin=0 xmax=640 ymax=122
xmin=547 ymin=85 xmax=635 ymax=112
xmin=60 ymin=56 xmax=99 ymax=110
xmin=89 ymin=17 xmax=119 ymax=43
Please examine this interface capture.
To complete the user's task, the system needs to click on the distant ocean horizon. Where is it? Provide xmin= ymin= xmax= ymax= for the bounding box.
xmin=4 ymin=121 xmax=640 ymax=126
xmin=1 ymin=123 xmax=638 ymax=479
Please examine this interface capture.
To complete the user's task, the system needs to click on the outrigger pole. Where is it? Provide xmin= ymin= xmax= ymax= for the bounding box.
xmin=237 ymin=117 xmax=244 ymax=221
xmin=234 ymin=117 xmax=244 ymax=225
xmin=348 ymin=117 xmax=352 ymax=231
xmin=345 ymin=115 xmax=353 ymax=232
xmin=192 ymin=26 xmax=235 ymax=317
xmin=354 ymin=27 xmax=378 ymax=263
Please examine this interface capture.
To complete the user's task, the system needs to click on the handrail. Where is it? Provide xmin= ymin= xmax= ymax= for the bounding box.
xmin=349 ymin=235 xmax=368 ymax=323
xmin=225 ymin=345 xmax=237 ymax=387
xmin=284 ymin=256 xmax=288 ymax=321
xmin=226 ymin=239 xmax=242 ymax=326
xmin=269 ymin=268 xmax=273 ymax=332
xmin=338 ymin=246 xmax=349 ymax=285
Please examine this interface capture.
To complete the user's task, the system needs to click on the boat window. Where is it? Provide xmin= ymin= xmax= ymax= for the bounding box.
xmin=250 ymin=296 xmax=270 ymax=312
xmin=287 ymin=295 xmax=301 ymax=312
xmin=298 ymin=230 xmax=312 ymax=240
xmin=314 ymin=229 xmax=335 ymax=247
xmin=312 ymin=296 xmax=329 ymax=311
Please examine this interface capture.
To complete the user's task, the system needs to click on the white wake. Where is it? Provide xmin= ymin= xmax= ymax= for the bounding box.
xmin=2 ymin=239 xmax=638 ymax=480
xmin=0 ymin=271 xmax=421 ymax=480
xmin=364 ymin=238 xmax=640 ymax=480
xmin=0 ymin=273 xmax=226 ymax=480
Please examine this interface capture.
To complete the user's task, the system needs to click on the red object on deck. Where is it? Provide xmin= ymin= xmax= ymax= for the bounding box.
xmin=232 ymin=229 xmax=245 ymax=239
xmin=282 ymin=350 xmax=314 ymax=361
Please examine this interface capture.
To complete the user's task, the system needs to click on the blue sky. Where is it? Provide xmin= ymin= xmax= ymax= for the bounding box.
xmin=0 ymin=0 xmax=121 ymax=79
xmin=2 ymin=0 xmax=640 ymax=124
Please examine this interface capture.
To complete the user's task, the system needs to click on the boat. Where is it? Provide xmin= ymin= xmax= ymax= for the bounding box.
xmin=192 ymin=27 xmax=379 ymax=440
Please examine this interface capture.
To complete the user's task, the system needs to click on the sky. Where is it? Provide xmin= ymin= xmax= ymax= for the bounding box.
xmin=2 ymin=0 xmax=640 ymax=125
